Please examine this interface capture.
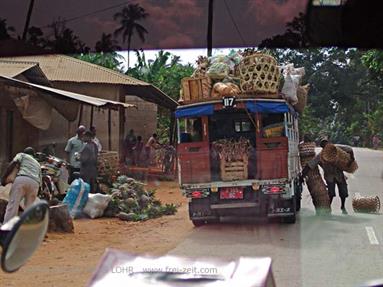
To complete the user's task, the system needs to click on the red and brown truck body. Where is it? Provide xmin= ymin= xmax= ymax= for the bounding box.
xmin=175 ymin=98 xmax=301 ymax=224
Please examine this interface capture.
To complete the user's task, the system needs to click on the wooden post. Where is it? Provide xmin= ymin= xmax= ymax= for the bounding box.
xmin=207 ymin=0 xmax=214 ymax=57
xmin=108 ymin=109 xmax=112 ymax=151
xmin=169 ymin=113 xmax=175 ymax=145
xmin=78 ymin=104 xmax=83 ymax=127
xmin=90 ymin=106 xmax=94 ymax=127
xmin=118 ymin=95 xmax=126 ymax=160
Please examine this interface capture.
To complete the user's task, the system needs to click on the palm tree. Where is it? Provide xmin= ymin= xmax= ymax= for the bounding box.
xmin=0 ymin=18 xmax=15 ymax=40
xmin=95 ymin=33 xmax=121 ymax=52
xmin=113 ymin=4 xmax=149 ymax=69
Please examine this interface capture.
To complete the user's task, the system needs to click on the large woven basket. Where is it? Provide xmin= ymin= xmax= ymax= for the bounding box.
xmin=305 ymin=168 xmax=331 ymax=213
xmin=321 ymin=144 xmax=358 ymax=173
xmin=238 ymin=53 xmax=281 ymax=94
xmin=299 ymin=142 xmax=316 ymax=158
xmin=352 ymin=196 xmax=380 ymax=213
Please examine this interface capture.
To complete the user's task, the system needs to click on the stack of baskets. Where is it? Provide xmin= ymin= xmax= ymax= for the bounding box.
xmin=238 ymin=53 xmax=281 ymax=96
xmin=298 ymin=142 xmax=331 ymax=214
xmin=352 ymin=195 xmax=380 ymax=213
xmin=321 ymin=144 xmax=358 ymax=173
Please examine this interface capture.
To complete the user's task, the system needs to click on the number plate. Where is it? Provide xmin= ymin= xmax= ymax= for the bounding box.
xmin=222 ymin=96 xmax=236 ymax=108
xmin=220 ymin=187 xmax=243 ymax=199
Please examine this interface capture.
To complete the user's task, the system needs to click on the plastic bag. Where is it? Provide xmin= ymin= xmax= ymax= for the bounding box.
xmin=63 ymin=179 xmax=90 ymax=218
xmin=83 ymin=193 xmax=111 ymax=219
xmin=281 ymin=73 xmax=298 ymax=105
xmin=207 ymin=62 xmax=230 ymax=79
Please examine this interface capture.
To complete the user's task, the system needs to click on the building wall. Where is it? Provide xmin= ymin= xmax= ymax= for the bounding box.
xmin=124 ymin=95 xmax=158 ymax=144
xmin=0 ymin=105 xmax=39 ymax=172
xmin=38 ymin=82 xmax=158 ymax=158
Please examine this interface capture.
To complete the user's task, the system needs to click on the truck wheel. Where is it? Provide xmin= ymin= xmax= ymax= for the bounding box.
xmin=192 ymin=220 xmax=206 ymax=227
xmin=282 ymin=214 xmax=296 ymax=224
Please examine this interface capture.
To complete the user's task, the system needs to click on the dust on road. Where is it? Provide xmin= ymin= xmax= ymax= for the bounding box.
xmin=0 ymin=181 xmax=193 ymax=287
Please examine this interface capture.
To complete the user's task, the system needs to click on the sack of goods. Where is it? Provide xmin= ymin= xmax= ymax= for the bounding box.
xmin=280 ymin=64 xmax=305 ymax=105
xmin=293 ymin=84 xmax=310 ymax=114
xmin=321 ymin=144 xmax=358 ymax=173
xmin=62 ymin=178 xmax=90 ymax=218
xmin=352 ymin=195 xmax=380 ymax=213
xmin=83 ymin=193 xmax=111 ymax=219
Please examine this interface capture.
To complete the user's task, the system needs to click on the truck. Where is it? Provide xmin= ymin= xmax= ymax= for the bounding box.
xmin=175 ymin=95 xmax=302 ymax=226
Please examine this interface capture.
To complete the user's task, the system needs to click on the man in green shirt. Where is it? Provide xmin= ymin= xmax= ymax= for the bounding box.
xmin=2 ymin=147 xmax=41 ymax=223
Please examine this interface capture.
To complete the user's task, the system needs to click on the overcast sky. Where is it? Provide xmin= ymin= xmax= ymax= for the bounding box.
xmin=1 ymin=0 xmax=307 ymax=51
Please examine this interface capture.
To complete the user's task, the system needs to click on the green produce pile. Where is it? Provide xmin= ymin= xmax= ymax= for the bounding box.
xmin=106 ymin=175 xmax=177 ymax=222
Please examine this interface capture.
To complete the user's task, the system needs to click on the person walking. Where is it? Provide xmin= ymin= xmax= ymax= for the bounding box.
xmin=65 ymin=126 xmax=86 ymax=183
xmin=302 ymin=136 xmax=355 ymax=214
xmin=80 ymin=131 xmax=98 ymax=193
xmin=2 ymin=147 xmax=42 ymax=223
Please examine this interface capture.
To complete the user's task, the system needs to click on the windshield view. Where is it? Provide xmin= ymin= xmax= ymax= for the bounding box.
xmin=0 ymin=1 xmax=382 ymax=287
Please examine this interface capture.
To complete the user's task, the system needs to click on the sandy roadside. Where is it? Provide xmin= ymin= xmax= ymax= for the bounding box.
xmin=0 ymin=181 xmax=193 ymax=287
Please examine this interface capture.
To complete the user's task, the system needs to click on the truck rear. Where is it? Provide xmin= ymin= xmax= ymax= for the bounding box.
xmin=176 ymin=97 xmax=302 ymax=226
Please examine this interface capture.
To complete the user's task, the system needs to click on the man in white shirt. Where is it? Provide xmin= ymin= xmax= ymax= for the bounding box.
xmin=65 ymin=126 xmax=85 ymax=183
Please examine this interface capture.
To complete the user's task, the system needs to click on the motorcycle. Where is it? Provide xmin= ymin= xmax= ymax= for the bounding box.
xmin=35 ymin=153 xmax=69 ymax=202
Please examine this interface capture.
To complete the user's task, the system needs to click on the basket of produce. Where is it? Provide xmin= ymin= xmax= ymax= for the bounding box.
xmin=352 ymin=195 xmax=380 ymax=213
xmin=238 ymin=53 xmax=281 ymax=94
xmin=104 ymin=175 xmax=178 ymax=220
xmin=299 ymin=142 xmax=316 ymax=158
xmin=213 ymin=138 xmax=251 ymax=181
xmin=321 ymin=144 xmax=358 ymax=173
xmin=98 ymin=151 xmax=119 ymax=177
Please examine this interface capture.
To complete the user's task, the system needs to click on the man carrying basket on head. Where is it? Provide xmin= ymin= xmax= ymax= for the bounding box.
xmin=301 ymin=136 xmax=355 ymax=214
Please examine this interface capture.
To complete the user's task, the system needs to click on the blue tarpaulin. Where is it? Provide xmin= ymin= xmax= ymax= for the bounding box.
xmin=245 ymin=101 xmax=289 ymax=114
xmin=175 ymin=104 xmax=214 ymax=118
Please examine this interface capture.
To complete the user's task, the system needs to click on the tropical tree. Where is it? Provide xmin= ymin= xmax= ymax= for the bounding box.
xmin=75 ymin=52 xmax=125 ymax=71
xmin=128 ymin=50 xmax=194 ymax=141
xmin=95 ymin=33 xmax=121 ymax=53
xmin=0 ymin=18 xmax=15 ymax=40
xmin=45 ymin=19 xmax=89 ymax=54
xmin=26 ymin=26 xmax=45 ymax=47
xmin=113 ymin=4 xmax=149 ymax=69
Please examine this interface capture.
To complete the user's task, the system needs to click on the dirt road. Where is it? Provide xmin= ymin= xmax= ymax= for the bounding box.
xmin=0 ymin=181 xmax=192 ymax=287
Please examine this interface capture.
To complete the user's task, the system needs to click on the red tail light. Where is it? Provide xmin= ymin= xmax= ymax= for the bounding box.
xmin=270 ymin=186 xmax=281 ymax=193
xmin=191 ymin=191 xmax=202 ymax=198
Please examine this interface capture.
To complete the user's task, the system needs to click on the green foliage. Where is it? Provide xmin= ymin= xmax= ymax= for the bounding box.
xmin=113 ymin=4 xmax=149 ymax=68
xmin=127 ymin=50 xmax=194 ymax=142
xmin=75 ymin=52 xmax=124 ymax=71
xmin=271 ymin=48 xmax=383 ymax=145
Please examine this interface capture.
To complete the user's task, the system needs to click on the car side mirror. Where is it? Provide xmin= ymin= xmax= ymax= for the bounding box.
xmin=0 ymin=201 xmax=49 ymax=272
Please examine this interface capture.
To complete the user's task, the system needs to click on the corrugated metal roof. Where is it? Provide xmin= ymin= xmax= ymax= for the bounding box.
xmin=0 ymin=75 xmax=136 ymax=109
xmin=0 ymin=60 xmax=38 ymax=77
xmin=0 ymin=54 xmax=179 ymax=110
xmin=0 ymin=54 xmax=149 ymax=85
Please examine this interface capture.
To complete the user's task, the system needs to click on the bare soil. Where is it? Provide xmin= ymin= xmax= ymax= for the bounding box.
xmin=0 ymin=181 xmax=192 ymax=287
